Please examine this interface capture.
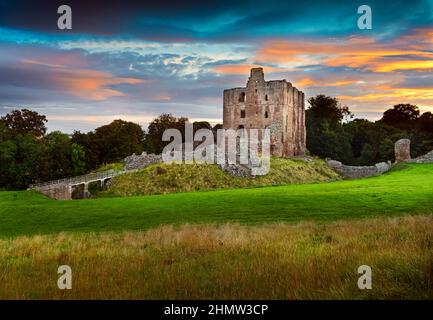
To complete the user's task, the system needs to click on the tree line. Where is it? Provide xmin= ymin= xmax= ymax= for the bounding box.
xmin=306 ymin=95 xmax=433 ymax=165
xmin=0 ymin=110 xmax=220 ymax=189
xmin=1 ymin=96 xmax=432 ymax=190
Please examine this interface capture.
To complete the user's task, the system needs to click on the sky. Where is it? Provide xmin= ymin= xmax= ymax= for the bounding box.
xmin=1 ymin=0 xmax=433 ymax=133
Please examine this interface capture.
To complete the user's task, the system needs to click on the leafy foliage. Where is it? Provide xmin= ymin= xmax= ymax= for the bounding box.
xmin=0 ymin=109 xmax=47 ymax=137
xmin=381 ymin=104 xmax=420 ymax=129
xmin=306 ymin=95 xmax=353 ymax=163
xmin=306 ymin=95 xmax=433 ymax=165
xmin=0 ymin=110 xmax=86 ymax=189
xmin=143 ymin=113 xmax=188 ymax=154
xmin=72 ymin=119 xmax=144 ymax=170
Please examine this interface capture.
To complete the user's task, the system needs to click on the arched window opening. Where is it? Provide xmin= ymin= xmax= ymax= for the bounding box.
xmin=265 ymin=94 xmax=268 ymax=101
xmin=265 ymin=111 xmax=269 ymax=118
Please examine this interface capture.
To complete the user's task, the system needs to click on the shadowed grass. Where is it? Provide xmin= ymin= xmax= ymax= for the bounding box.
xmin=0 ymin=215 xmax=431 ymax=299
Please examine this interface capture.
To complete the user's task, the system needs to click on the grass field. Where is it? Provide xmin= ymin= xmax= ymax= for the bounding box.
xmin=0 ymin=163 xmax=432 ymax=238
xmin=0 ymin=163 xmax=432 ymax=299
xmin=0 ymin=215 xmax=431 ymax=299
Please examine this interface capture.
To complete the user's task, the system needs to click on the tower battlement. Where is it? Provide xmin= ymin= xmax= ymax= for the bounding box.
xmin=222 ymin=68 xmax=306 ymax=157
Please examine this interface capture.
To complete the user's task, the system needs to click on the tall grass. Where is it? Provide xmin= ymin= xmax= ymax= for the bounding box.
xmin=0 ymin=215 xmax=431 ymax=299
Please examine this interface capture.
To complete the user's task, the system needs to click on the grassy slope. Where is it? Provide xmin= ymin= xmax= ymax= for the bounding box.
xmin=104 ymin=157 xmax=340 ymax=197
xmin=1 ymin=216 xmax=432 ymax=299
xmin=0 ymin=163 xmax=432 ymax=237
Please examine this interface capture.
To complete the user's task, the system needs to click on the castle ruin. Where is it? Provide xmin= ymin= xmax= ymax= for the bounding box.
xmin=223 ymin=68 xmax=306 ymax=157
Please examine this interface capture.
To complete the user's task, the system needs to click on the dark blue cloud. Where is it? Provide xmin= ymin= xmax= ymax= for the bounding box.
xmin=1 ymin=0 xmax=432 ymax=41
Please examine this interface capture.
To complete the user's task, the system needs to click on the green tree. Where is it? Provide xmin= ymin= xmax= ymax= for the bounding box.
xmin=0 ymin=121 xmax=10 ymax=142
xmin=40 ymin=131 xmax=86 ymax=181
xmin=344 ymin=120 xmax=406 ymax=165
xmin=71 ymin=143 xmax=86 ymax=176
xmin=71 ymin=130 xmax=99 ymax=170
xmin=72 ymin=120 xmax=144 ymax=169
xmin=380 ymin=105 xmax=432 ymax=157
xmin=93 ymin=120 xmax=144 ymax=165
xmin=144 ymin=113 xmax=188 ymax=154
xmin=193 ymin=121 xmax=212 ymax=133
xmin=0 ymin=109 xmax=47 ymax=137
xmin=0 ymin=139 xmax=17 ymax=188
xmin=0 ymin=134 xmax=44 ymax=189
xmin=306 ymin=95 xmax=352 ymax=127
xmin=380 ymin=104 xmax=420 ymax=129
xmin=414 ymin=112 xmax=433 ymax=153
xmin=306 ymin=95 xmax=353 ymax=162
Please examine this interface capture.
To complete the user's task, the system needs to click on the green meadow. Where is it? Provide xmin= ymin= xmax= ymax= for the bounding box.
xmin=0 ymin=163 xmax=432 ymax=238
xmin=1 ymin=216 xmax=432 ymax=299
xmin=0 ymin=163 xmax=432 ymax=299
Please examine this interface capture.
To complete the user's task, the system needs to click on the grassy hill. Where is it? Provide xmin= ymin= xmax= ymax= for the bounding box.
xmin=102 ymin=157 xmax=340 ymax=197
xmin=0 ymin=163 xmax=432 ymax=238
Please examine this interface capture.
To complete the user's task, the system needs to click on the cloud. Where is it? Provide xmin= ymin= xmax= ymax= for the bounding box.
xmin=213 ymin=64 xmax=281 ymax=75
xmin=1 ymin=1 xmax=433 ymax=131
xmin=1 ymin=0 xmax=432 ymax=40
xmin=374 ymin=60 xmax=433 ymax=72
xmin=0 ymin=45 xmax=146 ymax=101
xmin=297 ymin=78 xmax=360 ymax=87
xmin=255 ymin=29 xmax=433 ymax=72
xmin=18 ymin=58 xmax=145 ymax=100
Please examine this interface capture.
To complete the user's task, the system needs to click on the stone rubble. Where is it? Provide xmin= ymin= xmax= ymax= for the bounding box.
xmin=123 ymin=152 xmax=162 ymax=171
xmin=409 ymin=150 xmax=433 ymax=163
xmin=122 ymin=146 xmax=265 ymax=178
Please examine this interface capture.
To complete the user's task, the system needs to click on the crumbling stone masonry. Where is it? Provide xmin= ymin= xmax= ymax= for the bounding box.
xmin=327 ymin=138 xmax=433 ymax=179
xmin=395 ymin=138 xmax=433 ymax=163
xmin=223 ymin=68 xmax=306 ymax=157
xmin=394 ymin=139 xmax=411 ymax=163
xmin=124 ymin=152 xmax=162 ymax=170
xmin=326 ymin=160 xmax=391 ymax=179
xmin=410 ymin=150 xmax=433 ymax=163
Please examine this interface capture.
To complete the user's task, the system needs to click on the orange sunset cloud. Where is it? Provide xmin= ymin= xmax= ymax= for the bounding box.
xmin=20 ymin=59 xmax=145 ymax=100
xmin=209 ymin=27 xmax=433 ymax=114
xmin=297 ymin=78 xmax=360 ymax=87
xmin=213 ymin=64 xmax=282 ymax=75
xmin=254 ymin=28 xmax=433 ymax=73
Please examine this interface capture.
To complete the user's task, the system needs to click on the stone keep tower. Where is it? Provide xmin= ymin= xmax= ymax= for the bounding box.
xmin=223 ymin=68 xmax=306 ymax=157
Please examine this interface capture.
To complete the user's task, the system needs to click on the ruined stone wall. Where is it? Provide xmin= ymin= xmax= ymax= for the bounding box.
xmin=327 ymin=139 xmax=433 ymax=179
xmin=393 ymin=138 xmax=433 ymax=164
xmin=124 ymin=152 xmax=162 ymax=170
xmin=223 ymin=68 xmax=306 ymax=157
xmin=327 ymin=160 xmax=391 ymax=179
xmin=411 ymin=150 xmax=433 ymax=163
